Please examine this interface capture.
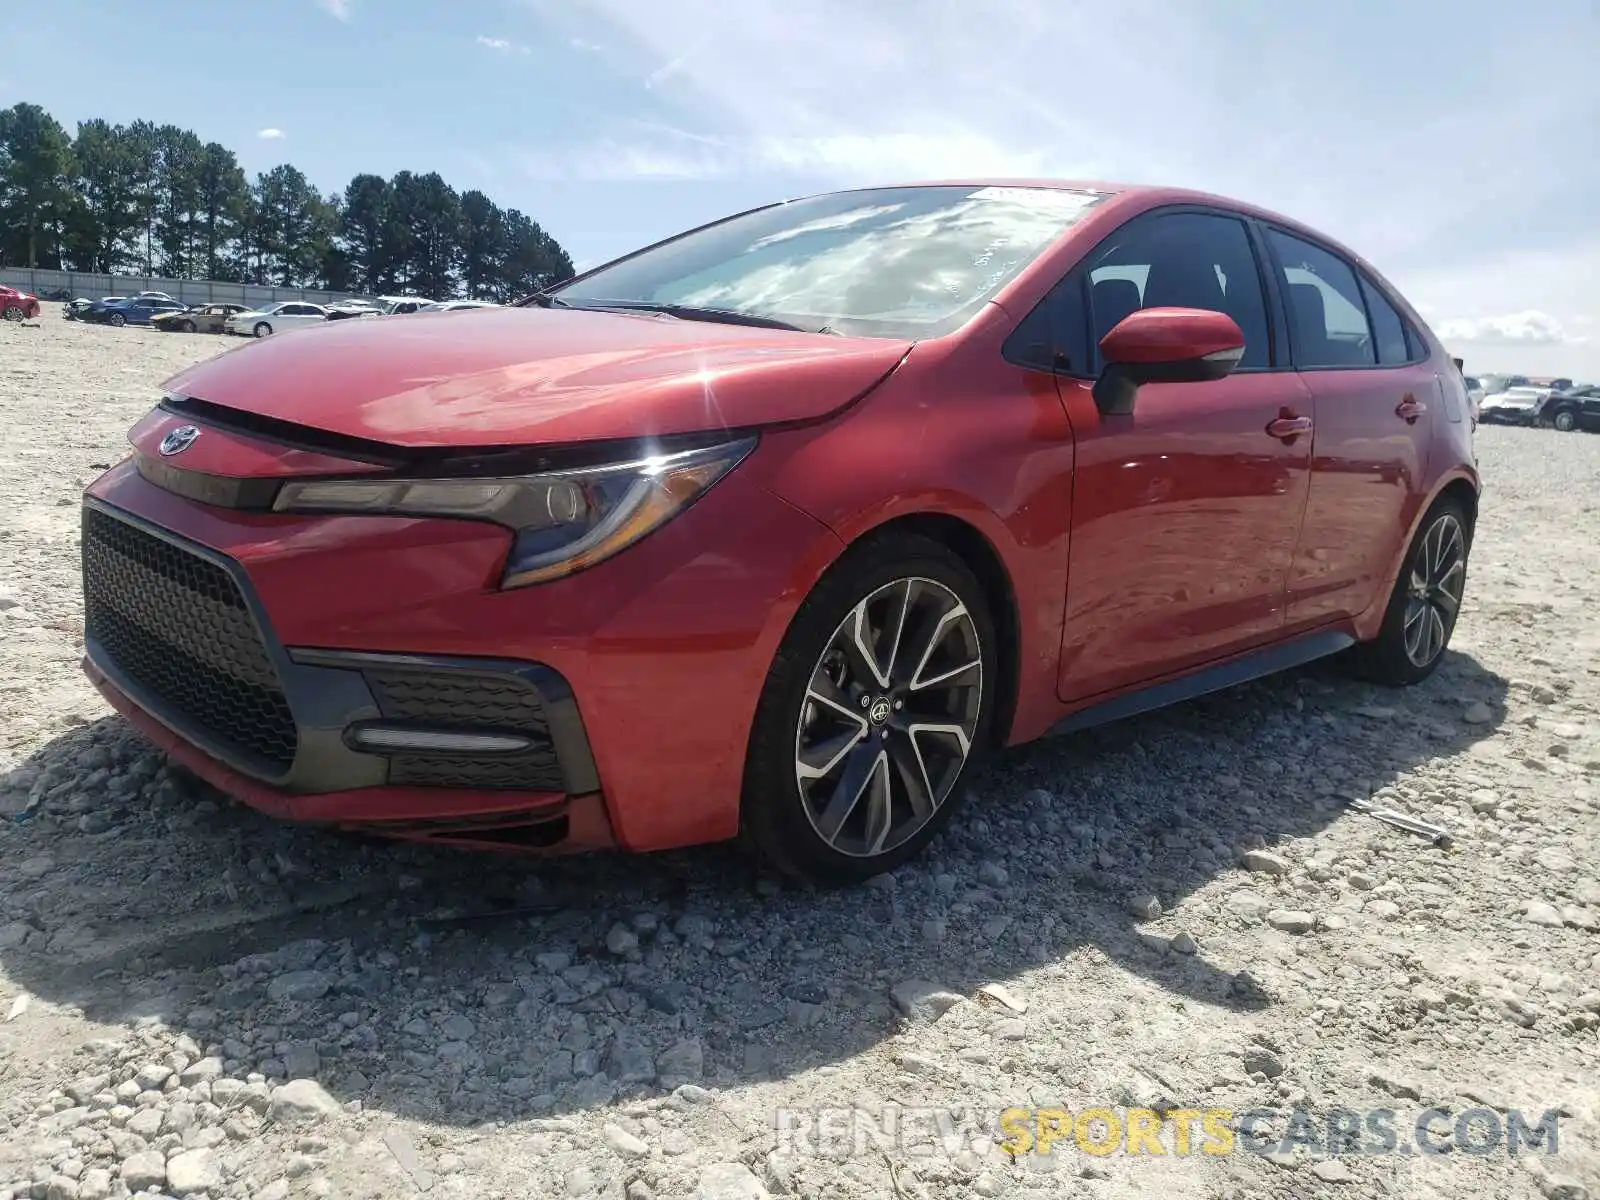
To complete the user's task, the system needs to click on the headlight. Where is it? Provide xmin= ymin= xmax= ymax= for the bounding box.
xmin=272 ymin=437 xmax=756 ymax=587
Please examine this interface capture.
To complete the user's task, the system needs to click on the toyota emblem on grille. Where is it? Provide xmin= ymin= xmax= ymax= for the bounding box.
xmin=159 ymin=425 xmax=200 ymax=456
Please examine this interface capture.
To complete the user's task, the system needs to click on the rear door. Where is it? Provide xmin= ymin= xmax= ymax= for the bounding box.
xmin=1051 ymin=208 xmax=1315 ymax=701
xmin=1263 ymin=227 xmax=1434 ymax=629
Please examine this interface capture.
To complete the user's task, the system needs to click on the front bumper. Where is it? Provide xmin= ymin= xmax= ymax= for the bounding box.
xmin=81 ymin=496 xmax=610 ymax=850
xmin=1478 ymin=407 xmax=1539 ymax=426
xmin=81 ymin=452 xmax=842 ymax=853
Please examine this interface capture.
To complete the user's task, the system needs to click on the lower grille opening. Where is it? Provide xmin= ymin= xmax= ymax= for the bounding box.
xmin=82 ymin=505 xmax=298 ymax=772
xmin=362 ymin=668 xmax=564 ymax=791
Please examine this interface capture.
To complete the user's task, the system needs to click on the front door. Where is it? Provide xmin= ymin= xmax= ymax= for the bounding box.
xmin=1263 ymin=228 xmax=1435 ymax=628
xmin=1055 ymin=209 xmax=1314 ymax=702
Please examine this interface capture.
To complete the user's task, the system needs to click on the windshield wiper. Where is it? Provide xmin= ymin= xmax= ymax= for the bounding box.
xmin=553 ymin=298 xmax=818 ymax=333
xmin=524 ymin=291 xmax=571 ymax=308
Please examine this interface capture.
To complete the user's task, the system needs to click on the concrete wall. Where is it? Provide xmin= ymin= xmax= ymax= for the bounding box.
xmin=0 ymin=267 xmax=376 ymax=309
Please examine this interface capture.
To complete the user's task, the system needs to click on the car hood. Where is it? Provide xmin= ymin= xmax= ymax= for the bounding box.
xmin=161 ymin=306 xmax=914 ymax=448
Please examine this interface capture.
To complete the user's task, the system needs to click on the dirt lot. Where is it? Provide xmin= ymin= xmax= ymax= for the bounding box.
xmin=1 ymin=315 xmax=1597 ymax=1200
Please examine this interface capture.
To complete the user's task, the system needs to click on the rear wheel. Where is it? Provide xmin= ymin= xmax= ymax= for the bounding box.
xmin=1551 ymin=406 xmax=1578 ymax=432
xmin=254 ymin=322 xmax=272 ymax=338
xmin=741 ymin=532 xmax=996 ymax=885
xmin=1345 ymin=498 xmax=1470 ymax=686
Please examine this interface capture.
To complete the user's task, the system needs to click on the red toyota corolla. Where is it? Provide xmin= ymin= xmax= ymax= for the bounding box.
xmin=81 ymin=181 xmax=1479 ymax=884
xmin=1 ymin=285 xmax=42 ymax=321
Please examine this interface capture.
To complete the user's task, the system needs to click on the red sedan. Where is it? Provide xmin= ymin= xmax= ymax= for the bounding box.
xmin=81 ymin=181 xmax=1479 ymax=884
xmin=1 ymin=285 xmax=41 ymax=321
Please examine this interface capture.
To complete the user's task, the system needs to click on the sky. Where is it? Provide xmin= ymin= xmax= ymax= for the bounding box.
xmin=6 ymin=0 xmax=1598 ymax=378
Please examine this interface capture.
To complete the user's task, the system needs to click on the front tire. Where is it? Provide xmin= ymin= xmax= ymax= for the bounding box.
xmin=741 ymin=532 xmax=996 ymax=885
xmin=181 ymin=319 xmax=196 ymax=333
xmin=1551 ymin=407 xmax=1578 ymax=433
xmin=109 ymin=312 xmax=126 ymax=327
xmin=1345 ymin=498 xmax=1470 ymax=686
xmin=254 ymin=322 xmax=272 ymax=338
xmin=2 ymin=305 xmax=22 ymax=322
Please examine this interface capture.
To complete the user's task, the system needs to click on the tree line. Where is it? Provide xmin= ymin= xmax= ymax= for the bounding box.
xmin=0 ymin=102 xmax=574 ymax=300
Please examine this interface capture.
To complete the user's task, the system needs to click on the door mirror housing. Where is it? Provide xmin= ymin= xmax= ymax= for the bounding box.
xmin=1092 ymin=307 xmax=1247 ymax=416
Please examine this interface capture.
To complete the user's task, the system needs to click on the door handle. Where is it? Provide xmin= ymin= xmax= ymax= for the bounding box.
xmin=1266 ymin=413 xmax=1313 ymax=441
xmin=1396 ymin=396 xmax=1427 ymax=423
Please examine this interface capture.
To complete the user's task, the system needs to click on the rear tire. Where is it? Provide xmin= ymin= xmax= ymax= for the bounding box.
xmin=1344 ymin=497 xmax=1470 ymax=687
xmin=740 ymin=532 xmax=997 ymax=886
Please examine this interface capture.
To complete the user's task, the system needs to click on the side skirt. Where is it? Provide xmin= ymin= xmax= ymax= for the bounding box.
xmin=1046 ymin=629 xmax=1355 ymax=738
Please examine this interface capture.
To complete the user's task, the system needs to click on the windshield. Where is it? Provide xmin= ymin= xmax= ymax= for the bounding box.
xmin=548 ymin=184 xmax=1110 ymax=339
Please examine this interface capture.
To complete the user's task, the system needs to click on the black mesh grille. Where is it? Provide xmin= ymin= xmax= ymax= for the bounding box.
xmin=82 ymin=506 xmax=298 ymax=771
xmin=364 ymin=670 xmax=564 ymax=791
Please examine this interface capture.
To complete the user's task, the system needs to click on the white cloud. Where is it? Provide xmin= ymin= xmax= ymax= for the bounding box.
xmin=257 ymin=128 xmax=286 ymax=141
xmin=1435 ymin=311 xmax=1575 ymax=346
xmin=522 ymin=0 xmax=1597 ymax=377
xmin=477 ymin=35 xmax=531 ymax=55
xmin=570 ymin=38 xmax=603 ymax=52
xmin=314 ymin=0 xmax=352 ymax=19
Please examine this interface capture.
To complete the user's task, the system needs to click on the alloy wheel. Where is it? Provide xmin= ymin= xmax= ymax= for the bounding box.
xmin=1553 ymin=410 xmax=1577 ymax=432
xmin=793 ymin=577 xmax=983 ymax=858
xmin=1402 ymin=513 xmax=1466 ymax=668
xmin=2 ymin=306 xmax=21 ymax=322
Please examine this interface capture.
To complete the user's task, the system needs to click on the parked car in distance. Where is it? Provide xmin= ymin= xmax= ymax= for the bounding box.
xmin=1540 ymin=384 xmax=1600 ymax=432
xmin=84 ymin=180 xmax=1480 ymax=884
xmin=377 ymin=295 xmax=435 ymax=315
xmin=325 ymin=299 xmax=384 ymax=321
xmin=416 ymin=300 xmax=501 ymax=312
xmin=151 ymin=304 xmax=250 ymax=334
xmin=1461 ymin=375 xmax=1485 ymax=425
xmin=224 ymin=301 xmax=330 ymax=338
xmin=65 ymin=295 xmax=127 ymax=320
xmin=133 ymin=291 xmax=180 ymax=303
xmin=80 ymin=295 xmax=188 ymax=327
xmin=1476 ymin=374 xmax=1528 ymax=396
xmin=0 ymin=285 xmax=41 ymax=321
xmin=1478 ymin=385 xmax=1552 ymax=425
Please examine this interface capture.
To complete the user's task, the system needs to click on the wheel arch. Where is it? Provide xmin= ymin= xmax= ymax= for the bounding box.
xmin=828 ymin=510 xmax=1023 ymax=748
xmin=1435 ymin=474 xmax=1480 ymax=543
xmin=1358 ymin=468 xmax=1480 ymax=640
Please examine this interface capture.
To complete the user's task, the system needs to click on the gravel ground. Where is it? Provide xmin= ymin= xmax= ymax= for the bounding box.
xmin=1 ymin=315 xmax=1598 ymax=1200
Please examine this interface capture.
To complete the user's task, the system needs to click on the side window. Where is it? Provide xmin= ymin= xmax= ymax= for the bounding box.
xmin=1359 ymin=274 xmax=1411 ymax=365
xmin=1084 ymin=212 xmax=1272 ymax=371
xmin=1002 ymin=274 xmax=1089 ymax=374
xmin=1267 ymin=229 xmax=1375 ymax=368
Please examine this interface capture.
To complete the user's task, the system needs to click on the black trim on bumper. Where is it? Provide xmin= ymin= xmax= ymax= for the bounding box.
xmin=82 ymin=498 xmax=599 ymax=797
xmin=288 ymin=649 xmax=601 ymax=796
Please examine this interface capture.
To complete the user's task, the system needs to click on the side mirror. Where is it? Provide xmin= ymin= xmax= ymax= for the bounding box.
xmin=1092 ymin=307 xmax=1247 ymax=416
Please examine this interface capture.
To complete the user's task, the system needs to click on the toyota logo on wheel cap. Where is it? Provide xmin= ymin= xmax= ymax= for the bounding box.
xmin=159 ymin=425 xmax=200 ymax=456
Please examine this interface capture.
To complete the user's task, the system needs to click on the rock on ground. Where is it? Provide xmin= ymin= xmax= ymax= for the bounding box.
xmin=1 ymin=320 xmax=1599 ymax=1198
